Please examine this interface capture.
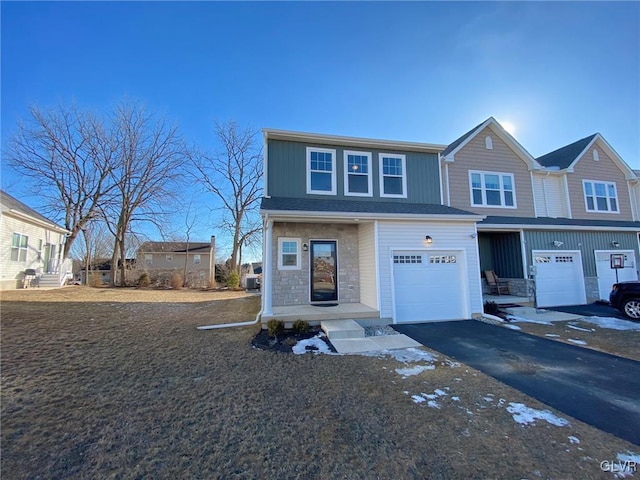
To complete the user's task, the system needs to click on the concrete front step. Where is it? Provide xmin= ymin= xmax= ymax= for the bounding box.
xmin=321 ymin=319 xmax=365 ymax=340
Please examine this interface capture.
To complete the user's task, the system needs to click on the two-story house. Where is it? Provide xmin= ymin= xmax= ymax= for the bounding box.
xmin=441 ymin=117 xmax=640 ymax=307
xmin=0 ymin=190 xmax=72 ymax=289
xmin=259 ymin=129 xmax=485 ymax=326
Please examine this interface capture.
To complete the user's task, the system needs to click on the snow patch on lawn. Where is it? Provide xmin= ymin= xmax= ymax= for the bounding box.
xmin=567 ymin=338 xmax=587 ymax=345
xmin=506 ymin=314 xmax=553 ymax=325
xmin=568 ymin=435 xmax=580 ymax=444
xmin=581 ymin=316 xmax=640 ymax=331
xmin=614 ymin=452 xmax=640 ymax=478
xmin=504 ymin=324 xmax=522 ymax=330
xmin=411 ymin=395 xmax=426 ymax=404
xmin=567 ymin=324 xmax=593 ymax=332
xmin=545 ymin=334 xmax=561 ymax=337
xmin=506 ymin=402 xmax=570 ymax=427
xmin=292 ymin=335 xmax=333 ymax=355
xmin=395 ymin=365 xmax=435 ymax=377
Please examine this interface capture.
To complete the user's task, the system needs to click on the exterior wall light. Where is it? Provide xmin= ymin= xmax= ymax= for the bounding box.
xmin=553 ymin=240 xmax=564 ymax=247
xmin=424 ymin=235 xmax=433 ymax=245
xmin=612 ymin=241 xmax=620 ymax=248
xmin=303 ymin=243 xmax=309 ymax=252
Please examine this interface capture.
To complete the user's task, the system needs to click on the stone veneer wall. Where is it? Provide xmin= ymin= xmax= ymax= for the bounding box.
xmin=272 ymin=222 xmax=360 ymax=306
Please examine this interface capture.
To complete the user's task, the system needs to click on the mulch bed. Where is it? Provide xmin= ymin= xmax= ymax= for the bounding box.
xmin=251 ymin=326 xmax=337 ymax=353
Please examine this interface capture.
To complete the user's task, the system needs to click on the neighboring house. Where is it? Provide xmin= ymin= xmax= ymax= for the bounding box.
xmin=0 ymin=190 xmax=72 ymax=289
xmin=137 ymin=237 xmax=216 ymax=287
xmin=441 ymin=117 xmax=640 ymax=307
xmin=260 ymin=129 xmax=485 ymax=326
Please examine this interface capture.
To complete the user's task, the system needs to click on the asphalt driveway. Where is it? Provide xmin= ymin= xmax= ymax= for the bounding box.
xmin=546 ymin=302 xmax=628 ymax=320
xmin=394 ymin=320 xmax=640 ymax=446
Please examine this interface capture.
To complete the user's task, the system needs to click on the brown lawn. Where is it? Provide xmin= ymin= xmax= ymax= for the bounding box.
xmin=1 ymin=286 xmax=638 ymax=479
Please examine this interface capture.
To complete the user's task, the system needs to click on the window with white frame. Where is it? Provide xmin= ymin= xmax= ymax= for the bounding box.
xmin=11 ymin=233 xmax=29 ymax=262
xmin=144 ymin=254 xmax=153 ymax=265
xmin=469 ymin=170 xmax=516 ymax=208
xmin=193 ymin=254 xmax=201 ymax=265
xmin=307 ymin=147 xmax=336 ymax=195
xmin=344 ymin=150 xmax=372 ymax=196
xmin=37 ymin=239 xmax=43 ymax=261
xmin=278 ymin=237 xmax=300 ymax=270
xmin=583 ymin=180 xmax=619 ymax=213
xmin=166 ymin=254 xmax=173 ymax=262
xmin=379 ymin=154 xmax=407 ymax=198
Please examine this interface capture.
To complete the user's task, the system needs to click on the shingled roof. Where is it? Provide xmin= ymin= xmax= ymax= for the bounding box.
xmin=261 ymin=196 xmax=480 ymax=217
xmin=535 ymin=134 xmax=598 ymax=169
xmin=441 ymin=119 xmax=488 ymax=158
xmin=138 ymin=242 xmax=212 ymax=253
xmin=480 ymin=215 xmax=640 ymax=229
xmin=0 ymin=190 xmax=67 ymax=231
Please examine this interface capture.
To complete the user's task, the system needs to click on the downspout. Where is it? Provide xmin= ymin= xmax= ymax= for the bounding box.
xmin=198 ymin=214 xmax=270 ymax=330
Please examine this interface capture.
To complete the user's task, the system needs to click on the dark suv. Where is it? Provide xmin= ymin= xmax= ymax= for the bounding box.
xmin=609 ymin=281 xmax=640 ymax=320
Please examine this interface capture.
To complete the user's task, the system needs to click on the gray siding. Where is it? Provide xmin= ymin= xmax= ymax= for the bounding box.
xmin=267 ymin=139 xmax=441 ymax=203
xmin=567 ymin=144 xmax=634 ymax=221
xmin=523 ymin=230 xmax=639 ymax=277
xmin=479 ymin=232 xmax=523 ymax=279
xmin=447 ymin=125 xmax=536 ymax=217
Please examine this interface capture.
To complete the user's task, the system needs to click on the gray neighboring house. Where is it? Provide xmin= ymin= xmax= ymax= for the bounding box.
xmin=137 ymin=236 xmax=216 ymax=287
xmin=441 ymin=117 xmax=640 ymax=307
xmin=0 ymin=190 xmax=72 ymax=289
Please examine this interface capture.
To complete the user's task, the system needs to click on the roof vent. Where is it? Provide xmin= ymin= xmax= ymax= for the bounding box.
xmin=593 ymin=149 xmax=599 ymax=161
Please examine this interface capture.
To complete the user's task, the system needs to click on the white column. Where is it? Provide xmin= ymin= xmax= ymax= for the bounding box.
xmin=262 ymin=217 xmax=273 ymax=316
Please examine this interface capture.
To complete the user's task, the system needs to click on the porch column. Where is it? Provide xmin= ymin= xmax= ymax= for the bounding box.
xmin=262 ymin=218 xmax=273 ymax=317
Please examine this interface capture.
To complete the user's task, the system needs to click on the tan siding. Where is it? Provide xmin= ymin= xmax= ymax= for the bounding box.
xmin=447 ymin=126 xmax=536 ymax=217
xmin=567 ymin=143 xmax=633 ymax=220
xmin=358 ymin=222 xmax=377 ymax=309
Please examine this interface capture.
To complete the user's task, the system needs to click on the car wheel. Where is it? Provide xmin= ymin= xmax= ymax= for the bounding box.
xmin=622 ymin=298 xmax=640 ymax=319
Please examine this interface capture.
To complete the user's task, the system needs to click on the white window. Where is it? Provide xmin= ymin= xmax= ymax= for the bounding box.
xmin=469 ymin=171 xmax=516 ymax=208
xmin=583 ymin=180 xmax=619 ymax=213
xmin=306 ymin=147 xmax=336 ymax=195
xmin=379 ymin=154 xmax=407 ymax=198
xmin=11 ymin=233 xmax=29 ymax=262
xmin=144 ymin=254 xmax=153 ymax=265
xmin=166 ymin=254 xmax=173 ymax=262
xmin=278 ymin=237 xmax=300 ymax=270
xmin=37 ymin=239 xmax=43 ymax=261
xmin=344 ymin=150 xmax=372 ymax=196
xmin=193 ymin=254 xmax=201 ymax=265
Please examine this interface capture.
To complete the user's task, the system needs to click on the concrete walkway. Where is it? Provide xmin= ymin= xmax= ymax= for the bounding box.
xmin=321 ymin=319 xmax=421 ymax=353
xmin=394 ymin=320 xmax=640 ymax=446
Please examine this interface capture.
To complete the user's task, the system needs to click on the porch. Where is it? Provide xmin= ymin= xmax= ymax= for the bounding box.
xmin=483 ymin=293 xmax=532 ymax=306
xmin=262 ymin=302 xmax=381 ymax=326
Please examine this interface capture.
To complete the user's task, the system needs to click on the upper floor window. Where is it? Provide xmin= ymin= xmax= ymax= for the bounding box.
xmin=166 ymin=254 xmax=173 ymax=262
xmin=278 ymin=237 xmax=300 ymax=270
xmin=379 ymin=154 xmax=407 ymax=198
xmin=469 ymin=170 xmax=516 ymax=208
xmin=11 ymin=233 xmax=29 ymax=262
xmin=193 ymin=254 xmax=201 ymax=265
xmin=583 ymin=180 xmax=618 ymax=213
xmin=144 ymin=254 xmax=153 ymax=265
xmin=306 ymin=147 xmax=336 ymax=195
xmin=344 ymin=150 xmax=372 ymax=197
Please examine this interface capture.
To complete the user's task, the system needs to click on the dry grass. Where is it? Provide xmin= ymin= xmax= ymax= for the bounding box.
xmin=2 ymin=287 xmax=638 ymax=479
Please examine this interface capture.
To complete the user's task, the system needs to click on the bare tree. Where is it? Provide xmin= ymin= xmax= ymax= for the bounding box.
xmin=191 ymin=121 xmax=262 ymax=273
xmin=103 ymin=101 xmax=186 ymax=286
xmin=5 ymin=104 xmax=116 ymax=257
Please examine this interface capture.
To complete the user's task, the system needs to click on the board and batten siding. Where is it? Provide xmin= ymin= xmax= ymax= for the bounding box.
xmin=267 ymin=139 xmax=441 ymax=203
xmin=358 ymin=222 xmax=378 ymax=310
xmin=567 ymin=145 xmax=633 ymax=221
xmin=447 ymin=126 xmax=536 ymax=217
xmin=523 ymin=230 xmax=639 ymax=277
xmin=376 ymin=221 xmax=483 ymax=320
xmin=0 ymin=214 xmax=66 ymax=289
xmin=532 ymin=173 xmax=570 ymax=218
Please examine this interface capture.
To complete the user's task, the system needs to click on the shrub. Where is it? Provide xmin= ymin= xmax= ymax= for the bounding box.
xmin=292 ymin=319 xmax=310 ymax=334
xmin=138 ymin=272 xmax=151 ymax=287
xmin=483 ymin=300 xmax=499 ymax=315
xmin=89 ymin=273 xmax=103 ymax=288
xmin=170 ymin=273 xmax=184 ymax=289
xmin=227 ymin=270 xmax=240 ymax=289
xmin=267 ymin=319 xmax=285 ymax=338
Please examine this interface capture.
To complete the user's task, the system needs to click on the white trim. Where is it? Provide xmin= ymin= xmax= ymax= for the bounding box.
xmin=374 ymin=220 xmax=381 ymax=312
xmin=519 ymin=230 xmax=528 ymax=279
xmin=438 ymin=152 xmax=444 ymax=206
xmin=468 ymin=170 xmax=517 ymax=209
xmin=277 ymin=237 xmax=301 ymax=270
xmin=262 ymin=210 xmax=484 ymax=222
xmin=263 ymin=133 xmax=269 ymax=197
xmin=263 ymin=217 xmax=273 ymax=316
xmin=306 ymin=147 xmax=337 ymax=195
xmin=263 ymin=128 xmax=445 ymax=153
xmin=567 ymin=134 xmax=637 ymax=180
xmin=485 ymin=135 xmax=493 ymax=150
xmin=343 ymin=150 xmax=373 ymax=197
xmin=444 ymin=162 xmax=451 ymax=206
xmin=563 ymin=174 xmax=573 ymax=218
xmin=379 ymin=153 xmax=407 ymax=198
xmin=582 ymin=179 xmax=620 ymax=214
xmin=10 ymin=231 xmax=29 ymax=263
xmin=6 ymin=209 xmax=69 ymax=234
xmin=531 ymin=171 xmax=540 ymax=217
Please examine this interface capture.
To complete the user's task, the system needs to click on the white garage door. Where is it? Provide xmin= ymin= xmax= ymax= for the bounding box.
xmin=392 ymin=250 xmax=466 ymax=323
xmin=533 ymin=250 xmax=586 ymax=307
xmin=595 ymin=250 xmax=637 ymax=301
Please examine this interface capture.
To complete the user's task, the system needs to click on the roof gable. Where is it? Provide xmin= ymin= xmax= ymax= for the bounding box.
xmin=442 ymin=117 xmax=540 ymax=170
xmin=0 ymin=190 xmax=67 ymax=232
xmin=536 ymin=133 xmax=637 ymax=179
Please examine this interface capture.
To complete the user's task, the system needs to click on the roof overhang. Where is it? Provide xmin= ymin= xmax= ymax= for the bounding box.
xmin=567 ymin=134 xmax=637 ymax=180
xmin=6 ymin=209 xmax=70 ymax=234
xmin=262 ymin=209 xmax=485 ymax=223
xmin=263 ymin=128 xmax=446 ymax=154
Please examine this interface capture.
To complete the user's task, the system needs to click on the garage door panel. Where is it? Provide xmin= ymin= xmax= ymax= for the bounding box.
xmin=534 ymin=251 xmax=586 ymax=307
xmin=595 ymin=251 xmax=638 ymax=300
xmin=393 ymin=251 xmax=466 ymax=323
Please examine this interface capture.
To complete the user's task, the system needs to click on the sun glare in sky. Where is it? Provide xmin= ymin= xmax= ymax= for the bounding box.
xmin=500 ymin=121 xmax=516 ymax=136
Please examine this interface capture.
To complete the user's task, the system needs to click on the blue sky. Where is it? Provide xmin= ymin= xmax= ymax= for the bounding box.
xmin=1 ymin=1 xmax=639 ymax=256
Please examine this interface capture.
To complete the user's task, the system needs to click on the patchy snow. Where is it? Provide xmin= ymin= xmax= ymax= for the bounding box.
xmin=568 ymin=435 xmax=580 ymax=444
xmin=567 ymin=339 xmax=587 ymax=345
xmin=506 ymin=314 xmax=552 ymax=325
xmin=427 ymin=400 xmax=440 ymax=409
xmin=451 ymin=396 xmax=460 ymax=402
xmin=395 ymin=365 xmax=435 ymax=378
xmin=614 ymin=452 xmax=640 ymax=478
xmin=506 ymin=402 xmax=570 ymax=427
xmin=545 ymin=334 xmax=561 ymax=338
xmin=567 ymin=324 xmax=593 ymax=332
xmin=292 ymin=335 xmax=333 ymax=355
xmin=581 ymin=316 xmax=640 ymax=332
xmin=411 ymin=395 xmax=426 ymax=404
xmin=434 ymin=389 xmax=447 ymax=396
xmin=504 ymin=324 xmax=522 ymax=330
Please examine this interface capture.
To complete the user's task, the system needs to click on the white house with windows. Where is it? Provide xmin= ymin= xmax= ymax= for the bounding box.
xmin=0 ymin=190 xmax=71 ymax=289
